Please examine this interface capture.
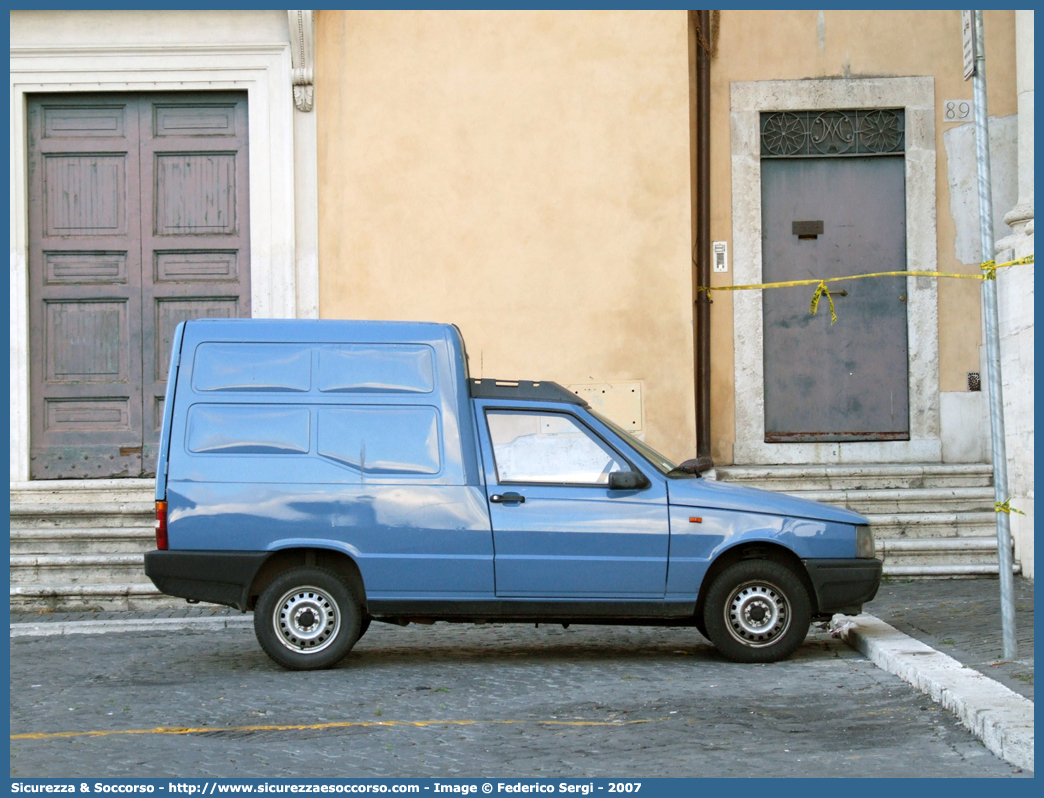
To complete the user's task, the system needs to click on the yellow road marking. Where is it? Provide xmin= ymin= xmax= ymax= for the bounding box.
xmin=12 ymin=717 xmax=667 ymax=741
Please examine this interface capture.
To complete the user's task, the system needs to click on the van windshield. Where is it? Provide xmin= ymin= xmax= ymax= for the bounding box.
xmin=590 ymin=410 xmax=682 ymax=476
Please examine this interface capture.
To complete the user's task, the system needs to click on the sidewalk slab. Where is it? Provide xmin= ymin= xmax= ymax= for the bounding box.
xmin=10 ymin=615 xmax=252 ymax=638
xmin=838 ymin=612 xmax=1034 ymax=772
xmin=867 ymin=576 xmax=1034 ymax=701
xmin=9 ymin=605 xmax=238 ymax=625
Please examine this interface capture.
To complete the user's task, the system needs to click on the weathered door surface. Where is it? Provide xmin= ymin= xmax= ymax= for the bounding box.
xmin=761 ymin=155 xmax=909 ymax=442
xmin=27 ymin=93 xmax=250 ymax=479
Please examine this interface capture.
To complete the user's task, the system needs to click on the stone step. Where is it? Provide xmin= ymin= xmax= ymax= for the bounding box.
xmin=9 ymin=501 xmax=155 ymax=529
xmin=10 ymin=583 xmax=193 ymax=613
xmin=10 ymin=478 xmax=154 ymax=505
xmin=715 ymin=463 xmax=993 ymax=492
xmin=864 ymin=512 xmax=999 ymax=540
xmin=877 ymin=536 xmax=1007 ymax=565
xmin=10 ymin=553 xmax=149 ymax=585
xmin=876 ymin=537 xmax=1021 ymax=577
xmin=10 ymin=527 xmax=156 ymax=555
xmin=786 ymin=486 xmax=996 ymax=515
xmin=881 ymin=563 xmax=1022 ymax=577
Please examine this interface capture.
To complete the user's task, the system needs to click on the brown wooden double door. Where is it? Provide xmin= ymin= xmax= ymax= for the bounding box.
xmin=27 ymin=92 xmax=251 ymax=479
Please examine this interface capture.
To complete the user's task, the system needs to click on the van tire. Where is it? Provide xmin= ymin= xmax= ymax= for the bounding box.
xmin=694 ymin=616 xmax=708 ymax=641
xmin=357 ymin=617 xmax=371 ymax=642
xmin=254 ymin=567 xmax=361 ymax=670
xmin=702 ymin=559 xmax=810 ymax=664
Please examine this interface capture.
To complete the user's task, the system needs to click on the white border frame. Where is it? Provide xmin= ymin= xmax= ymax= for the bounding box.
xmin=10 ymin=43 xmax=305 ymax=481
xmin=730 ymin=77 xmax=942 ymax=464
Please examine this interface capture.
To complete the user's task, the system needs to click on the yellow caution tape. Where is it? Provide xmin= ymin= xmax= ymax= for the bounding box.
xmin=809 ymin=281 xmax=837 ymax=324
xmin=701 ymin=269 xmax=976 ymax=294
xmin=982 ymin=254 xmax=1035 ymax=280
xmin=695 ymin=255 xmax=1034 ymax=322
xmin=995 ymin=499 xmax=1026 ymax=516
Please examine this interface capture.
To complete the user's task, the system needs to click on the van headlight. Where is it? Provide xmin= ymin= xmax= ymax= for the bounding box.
xmin=856 ymin=524 xmax=875 ymax=558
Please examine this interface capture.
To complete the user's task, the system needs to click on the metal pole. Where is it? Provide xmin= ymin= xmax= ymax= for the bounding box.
xmin=971 ymin=9 xmax=1017 ymax=661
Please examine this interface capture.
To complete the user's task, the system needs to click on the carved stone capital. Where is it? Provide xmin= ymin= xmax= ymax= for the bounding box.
xmin=288 ymin=10 xmax=315 ymax=112
xmin=1003 ymin=201 xmax=1035 ymax=231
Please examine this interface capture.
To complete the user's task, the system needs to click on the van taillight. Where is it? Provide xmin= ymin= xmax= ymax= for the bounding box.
xmin=155 ymin=501 xmax=168 ymax=550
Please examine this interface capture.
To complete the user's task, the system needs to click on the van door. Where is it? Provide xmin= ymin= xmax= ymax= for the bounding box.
xmin=474 ymin=404 xmax=669 ymax=598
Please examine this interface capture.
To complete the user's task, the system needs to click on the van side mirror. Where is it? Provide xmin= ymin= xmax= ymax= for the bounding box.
xmin=675 ymin=457 xmax=714 ymax=475
xmin=608 ymin=470 xmax=650 ymax=491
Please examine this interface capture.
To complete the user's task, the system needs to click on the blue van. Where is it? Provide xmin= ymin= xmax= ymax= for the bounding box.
xmin=145 ymin=319 xmax=880 ymax=670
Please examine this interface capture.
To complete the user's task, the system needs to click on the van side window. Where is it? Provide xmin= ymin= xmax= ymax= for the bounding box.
xmin=486 ymin=411 xmax=625 ymax=485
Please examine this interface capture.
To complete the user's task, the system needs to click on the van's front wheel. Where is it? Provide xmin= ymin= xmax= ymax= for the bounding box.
xmin=703 ymin=559 xmax=811 ymax=663
xmin=254 ymin=567 xmax=361 ymax=670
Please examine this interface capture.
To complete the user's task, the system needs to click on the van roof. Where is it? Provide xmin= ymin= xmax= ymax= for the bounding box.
xmin=181 ymin=318 xmax=461 ymax=344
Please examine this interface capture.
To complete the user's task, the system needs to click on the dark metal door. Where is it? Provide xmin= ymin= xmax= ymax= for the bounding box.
xmin=27 ymin=93 xmax=250 ymax=479
xmin=761 ymin=156 xmax=909 ymax=442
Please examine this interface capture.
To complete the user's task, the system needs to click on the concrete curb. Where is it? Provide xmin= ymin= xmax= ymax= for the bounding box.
xmin=837 ymin=612 xmax=1034 ymax=772
xmin=10 ymin=616 xmax=252 ymax=638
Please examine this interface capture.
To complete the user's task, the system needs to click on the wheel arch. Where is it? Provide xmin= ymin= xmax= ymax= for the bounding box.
xmin=246 ymin=547 xmax=367 ymax=613
xmin=695 ymin=540 xmax=819 ymax=622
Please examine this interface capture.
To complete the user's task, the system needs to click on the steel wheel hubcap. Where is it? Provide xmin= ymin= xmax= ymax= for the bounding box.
xmin=725 ymin=581 xmax=791 ymax=647
xmin=273 ymin=586 xmax=340 ymax=654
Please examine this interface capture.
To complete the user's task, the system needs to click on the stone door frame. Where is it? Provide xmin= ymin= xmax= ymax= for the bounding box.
xmin=730 ymin=77 xmax=942 ymax=464
xmin=10 ymin=40 xmax=314 ymax=481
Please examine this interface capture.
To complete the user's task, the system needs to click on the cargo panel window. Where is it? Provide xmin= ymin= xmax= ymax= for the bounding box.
xmin=318 ymin=406 xmax=441 ymax=475
xmin=187 ymin=405 xmax=310 ymax=454
xmin=318 ymin=345 xmax=435 ymax=394
xmin=192 ymin=343 xmax=312 ymax=393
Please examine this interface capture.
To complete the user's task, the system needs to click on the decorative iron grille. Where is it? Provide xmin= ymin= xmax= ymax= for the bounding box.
xmin=760 ymin=109 xmax=905 ymax=157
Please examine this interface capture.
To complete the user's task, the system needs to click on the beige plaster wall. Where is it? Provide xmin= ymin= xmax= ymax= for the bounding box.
xmin=10 ymin=9 xmax=290 ymax=46
xmin=316 ymin=11 xmax=697 ymax=462
xmin=707 ymin=10 xmax=1017 ymax=463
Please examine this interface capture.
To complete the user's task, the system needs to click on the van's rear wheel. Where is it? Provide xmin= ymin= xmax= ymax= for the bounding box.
xmin=357 ymin=617 xmax=371 ymax=642
xmin=703 ymin=559 xmax=810 ymax=663
xmin=254 ymin=567 xmax=361 ymax=670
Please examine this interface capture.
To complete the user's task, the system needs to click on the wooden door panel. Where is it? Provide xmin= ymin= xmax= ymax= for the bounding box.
xmin=44 ymin=252 xmax=128 ymax=285
xmin=28 ymin=94 xmax=143 ymax=479
xmin=154 ymin=153 xmax=238 ymax=236
xmin=139 ymin=93 xmax=251 ymax=473
xmin=44 ymin=398 xmax=132 ymax=433
xmin=44 ymin=299 xmax=127 ymax=382
xmin=41 ymin=104 xmax=127 ymax=139
xmin=153 ymin=102 xmax=240 ymax=138
xmin=43 ymin=155 xmax=128 ymax=237
xmin=154 ymin=251 xmax=239 ymax=283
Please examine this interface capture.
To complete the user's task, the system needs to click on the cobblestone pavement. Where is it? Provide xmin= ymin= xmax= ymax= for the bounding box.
xmin=866 ymin=576 xmax=1034 ymax=701
xmin=10 ymin=621 xmax=1030 ymax=779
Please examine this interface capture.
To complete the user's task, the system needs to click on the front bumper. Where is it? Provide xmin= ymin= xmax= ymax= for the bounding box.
xmin=801 ymin=557 xmax=882 ymax=615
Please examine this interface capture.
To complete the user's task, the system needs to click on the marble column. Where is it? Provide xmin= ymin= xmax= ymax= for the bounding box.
xmin=998 ymin=10 xmax=1034 ymax=247
xmin=995 ymin=9 xmax=1034 ymax=579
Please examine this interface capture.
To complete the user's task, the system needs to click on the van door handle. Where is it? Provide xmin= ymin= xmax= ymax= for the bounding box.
xmin=490 ymin=493 xmax=525 ymax=504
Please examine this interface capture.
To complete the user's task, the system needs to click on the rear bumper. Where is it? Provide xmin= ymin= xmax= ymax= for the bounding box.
xmin=802 ymin=557 xmax=882 ymax=615
xmin=144 ymin=550 xmax=268 ymax=611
